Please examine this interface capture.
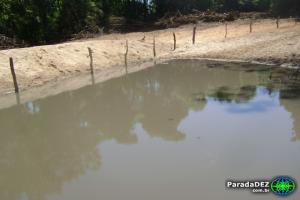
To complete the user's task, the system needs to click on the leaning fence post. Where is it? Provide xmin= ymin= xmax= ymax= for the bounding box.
xmin=173 ymin=32 xmax=177 ymax=50
xmin=225 ymin=23 xmax=228 ymax=38
xmin=276 ymin=17 xmax=280 ymax=29
xmin=192 ymin=24 xmax=196 ymax=44
xmin=9 ymin=57 xmax=19 ymax=93
xmin=87 ymin=47 xmax=94 ymax=75
xmin=153 ymin=36 xmax=156 ymax=58
xmin=125 ymin=40 xmax=129 ymax=68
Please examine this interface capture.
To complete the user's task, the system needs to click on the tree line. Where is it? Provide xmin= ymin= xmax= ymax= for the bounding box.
xmin=0 ymin=0 xmax=299 ymax=44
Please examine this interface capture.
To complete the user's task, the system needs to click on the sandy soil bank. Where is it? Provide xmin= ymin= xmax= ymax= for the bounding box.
xmin=0 ymin=18 xmax=299 ymax=107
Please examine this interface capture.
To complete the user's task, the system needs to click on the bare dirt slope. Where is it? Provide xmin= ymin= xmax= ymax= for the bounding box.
xmin=0 ymin=18 xmax=299 ymax=97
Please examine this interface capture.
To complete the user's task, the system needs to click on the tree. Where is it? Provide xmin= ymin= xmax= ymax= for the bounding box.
xmin=0 ymin=0 xmax=299 ymax=45
xmin=271 ymin=0 xmax=300 ymax=16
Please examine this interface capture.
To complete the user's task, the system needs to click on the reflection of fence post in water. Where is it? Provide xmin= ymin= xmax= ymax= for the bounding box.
xmin=125 ymin=40 xmax=129 ymax=74
xmin=173 ymin=32 xmax=176 ymax=50
xmin=15 ymin=92 xmax=20 ymax=105
xmin=91 ymin=73 xmax=95 ymax=85
xmin=9 ymin=57 xmax=19 ymax=93
xmin=192 ymin=24 xmax=196 ymax=44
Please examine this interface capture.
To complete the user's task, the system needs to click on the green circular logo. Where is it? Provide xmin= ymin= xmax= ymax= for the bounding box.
xmin=271 ymin=176 xmax=296 ymax=196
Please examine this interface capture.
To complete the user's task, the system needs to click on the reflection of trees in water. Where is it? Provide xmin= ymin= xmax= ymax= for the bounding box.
xmin=278 ymin=79 xmax=300 ymax=141
xmin=0 ymin=103 xmax=102 ymax=200
xmin=280 ymin=99 xmax=300 ymax=141
xmin=208 ymin=86 xmax=257 ymax=103
xmin=0 ymin=60 xmax=293 ymax=199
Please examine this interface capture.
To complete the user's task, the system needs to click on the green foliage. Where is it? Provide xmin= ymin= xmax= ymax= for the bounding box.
xmin=152 ymin=0 xmax=212 ymax=17
xmin=109 ymin=0 xmax=152 ymax=20
xmin=271 ymin=0 xmax=300 ymax=16
xmin=213 ymin=0 xmax=271 ymax=11
xmin=0 ymin=0 xmax=106 ymax=43
xmin=58 ymin=0 xmax=103 ymax=37
xmin=0 ymin=0 xmax=299 ymax=44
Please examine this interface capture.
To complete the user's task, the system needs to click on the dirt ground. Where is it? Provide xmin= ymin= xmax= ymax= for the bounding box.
xmin=0 ymin=18 xmax=299 ymax=107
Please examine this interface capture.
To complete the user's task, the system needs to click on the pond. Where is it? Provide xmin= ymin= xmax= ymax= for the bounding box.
xmin=0 ymin=59 xmax=299 ymax=200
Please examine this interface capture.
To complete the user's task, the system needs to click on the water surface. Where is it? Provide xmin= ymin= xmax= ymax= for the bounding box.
xmin=0 ymin=60 xmax=300 ymax=200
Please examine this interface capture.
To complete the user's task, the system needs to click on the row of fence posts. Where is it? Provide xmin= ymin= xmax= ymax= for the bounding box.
xmin=225 ymin=17 xmax=283 ymax=38
xmin=7 ymin=17 xmax=298 ymax=95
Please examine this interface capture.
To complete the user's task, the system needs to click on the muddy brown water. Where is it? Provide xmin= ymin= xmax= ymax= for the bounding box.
xmin=0 ymin=60 xmax=300 ymax=200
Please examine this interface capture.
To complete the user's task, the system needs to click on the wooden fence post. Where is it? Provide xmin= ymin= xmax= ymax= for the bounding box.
xmin=276 ymin=17 xmax=280 ymax=29
xmin=153 ymin=36 xmax=156 ymax=58
xmin=173 ymin=32 xmax=177 ymax=50
xmin=9 ymin=57 xmax=19 ymax=93
xmin=125 ymin=40 xmax=129 ymax=68
xmin=225 ymin=23 xmax=228 ymax=38
xmin=250 ymin=20 xmax=253 ymax=33
xmin=192 ymin=25 xmax=196 ymax=44
xmin=87 ymin=47 xmax=94 ymax=75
